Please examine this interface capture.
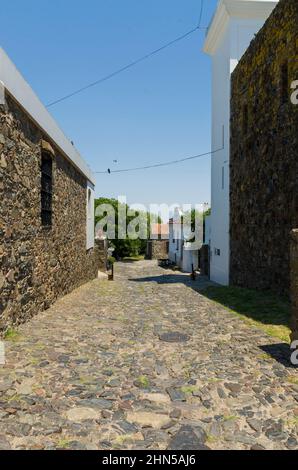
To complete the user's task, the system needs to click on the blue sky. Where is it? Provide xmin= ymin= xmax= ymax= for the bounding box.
xmin=1 ymin=0 xmax=218 ymax=211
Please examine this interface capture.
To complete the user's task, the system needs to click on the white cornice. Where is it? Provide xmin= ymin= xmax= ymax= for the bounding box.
xmin=0 ymin=47 xmax=95 ymax=185
xmin=203 ymin=1 xmax=229 ymax=56
xmin=204 ymin=0 xmax=278 ymax=55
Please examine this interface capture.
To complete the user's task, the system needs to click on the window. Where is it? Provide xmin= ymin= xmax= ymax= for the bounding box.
xmin=41 ymin=152 xmax=53 ymax=227
xmin=281 ymin=62 xmax=289 ymax=104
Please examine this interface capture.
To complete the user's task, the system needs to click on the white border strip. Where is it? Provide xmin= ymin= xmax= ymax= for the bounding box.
xmin=0 ymin=80 xmax=5 ymax=105
xmin=0 ymin=48 xmax=95 ymax=185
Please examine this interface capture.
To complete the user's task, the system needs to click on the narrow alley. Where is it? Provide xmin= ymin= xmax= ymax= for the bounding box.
xmin=0 ymin=261 xmax=297 ymax=450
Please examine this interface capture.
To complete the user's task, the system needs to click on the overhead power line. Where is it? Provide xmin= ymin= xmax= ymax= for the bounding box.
xmin=47 ymin=1 xmax=206 ymax=108
xmin=94 ymin=148 xmax=221 ymax=175
xmin=95 ymin=126 xmax=225 ymax=175
xmin=198 ymin=0 xmax=205 ymax=28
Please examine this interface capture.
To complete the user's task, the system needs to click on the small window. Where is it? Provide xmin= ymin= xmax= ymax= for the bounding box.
xmin=281 ymin=62 xmax=289 ymax=104
xmin=41 ymin=152 xmax=53 ymax=227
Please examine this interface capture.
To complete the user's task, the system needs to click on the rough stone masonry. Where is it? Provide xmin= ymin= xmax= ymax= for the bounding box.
xmin=230 ymin=0 xmax=298 ymax=295
xmin=146 ymin=240 xmax=169 ymax=260
xmin=291 ymin=229 xmax=298 ymax=341
xmin=0 ymin=93 xmax=100 ymax=332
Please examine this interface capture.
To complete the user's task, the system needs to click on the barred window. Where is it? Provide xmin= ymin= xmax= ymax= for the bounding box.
xmin=41 ymin=152 xmax=53 ymax=227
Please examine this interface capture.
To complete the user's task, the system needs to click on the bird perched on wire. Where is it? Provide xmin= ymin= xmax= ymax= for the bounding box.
xmin=108 ymin=169 xmax=111 ymax=174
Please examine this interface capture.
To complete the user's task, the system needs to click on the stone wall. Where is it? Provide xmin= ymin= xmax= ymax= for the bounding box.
xmin=0 ymin=93 xmax=99 ymax=332
xmin=290 ymin=230 xmax=298 ymax=341
xmin=95 ymin=238 xmax=108 ymax=272
xmin=146 ymin=240 xmax=169 ymax=260
xmin=230 ymin=0 xmax=298 ymax=295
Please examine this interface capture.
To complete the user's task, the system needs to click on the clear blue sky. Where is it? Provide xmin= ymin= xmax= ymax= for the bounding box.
xmin=1 ymin=0 xmax=218 ymax=211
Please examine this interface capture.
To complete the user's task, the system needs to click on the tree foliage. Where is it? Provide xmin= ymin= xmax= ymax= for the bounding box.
xmin=94 ymin=197 xmax=161 ymax=259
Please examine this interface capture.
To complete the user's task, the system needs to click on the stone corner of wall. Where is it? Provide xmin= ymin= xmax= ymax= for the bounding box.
xmin=95 ymin=237 xmax=108 ymax=272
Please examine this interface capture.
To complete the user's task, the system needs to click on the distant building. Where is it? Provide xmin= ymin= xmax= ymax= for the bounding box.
xmin=203 ymin=0 xmax=278 ymax=285
xmin=0 ymin=48 xmax=100 ymax=331
xmin=230 ymin=0 xmax=298 ymax=294
xmin=146 ymin=223 xmax=169 ymax=260
xmin=168 ymin=209 xmax=200 ymax=273
xmin=168 ymin=209 xmax=184 ymax=267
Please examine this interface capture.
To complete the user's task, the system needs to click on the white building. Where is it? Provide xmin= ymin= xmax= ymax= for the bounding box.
xmin=168 ymin=208 xmax=200 ymax=273
xmin=169 ymin=209 xmax=184 ymax=267
xmin=203 ymin=0 xmax=278 ymax=285
xmin=204 ymin=215 xmax=211 ymax=246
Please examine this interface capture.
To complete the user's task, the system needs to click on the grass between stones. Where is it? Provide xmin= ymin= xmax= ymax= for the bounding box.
xmin=287 ymin=376 xmax=298 ymax=385
xmin=135 ymin=375 xmax=150 ymax=389
xmin=202 ymin=286 xmax=291 ymax=343
xmin=180 ymin=385 xmax=198 ymax=395
xmin=57 ymin=439 xmax=71 ymax=449
xmin=4 ymin=328 xmax=21 ymax=342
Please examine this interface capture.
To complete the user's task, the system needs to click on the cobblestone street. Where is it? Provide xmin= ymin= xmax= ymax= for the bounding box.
xmin=0 ymin=260 xmax=297 ymax=450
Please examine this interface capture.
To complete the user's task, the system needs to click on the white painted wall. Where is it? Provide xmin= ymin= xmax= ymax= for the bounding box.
xmin=168 ymin=223 xmax=183 ymax=266
xmin=204 ymin=215 xmax=211 ymax=245
xmin=168 ymin=223 xmax=176 ymax=264
xmin=168 ymin=208 xmax=184 ymax=266
xmin=168 ymin=207 xmax=200 ymax=273
xmin=86 ymin=182 xmax=95 ymax=250
xmin=182 ymin=244 xmax=199 ymax=273
xmin=204 ymin=0 xmax=278 ymax=286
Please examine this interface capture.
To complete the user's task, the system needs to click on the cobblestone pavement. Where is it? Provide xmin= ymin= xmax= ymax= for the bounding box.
xmin=0 ymin=260 xmax=298 ymax=450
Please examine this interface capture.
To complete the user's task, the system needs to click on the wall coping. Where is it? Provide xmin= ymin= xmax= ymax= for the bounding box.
xmin=203 ymin=0 xmax=278 ymax=56
xmin=0 ymin=47 xmax=95 ymax=185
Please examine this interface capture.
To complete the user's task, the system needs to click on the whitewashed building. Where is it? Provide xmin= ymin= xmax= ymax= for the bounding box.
xmin=169 ymin=209 xmax=184 ymax=267
xmin=203 ymin=0 xmax=278 ymax=285
xmin=168 ymin=208 xmax=200 ymax=273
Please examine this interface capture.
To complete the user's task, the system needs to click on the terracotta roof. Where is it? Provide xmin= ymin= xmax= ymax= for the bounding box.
xmin=150 ymin=223 xmax=169 ymax=237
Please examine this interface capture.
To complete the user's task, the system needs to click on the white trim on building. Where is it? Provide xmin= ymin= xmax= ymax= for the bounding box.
xmin=0 ymin=47 xmax=95 ymax=185
xmin=86 ymin=182 xmax=95 ymax=250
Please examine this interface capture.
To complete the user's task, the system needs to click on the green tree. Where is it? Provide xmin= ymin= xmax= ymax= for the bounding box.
xmin=94 ymin=197 xmax=161 ymax=259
